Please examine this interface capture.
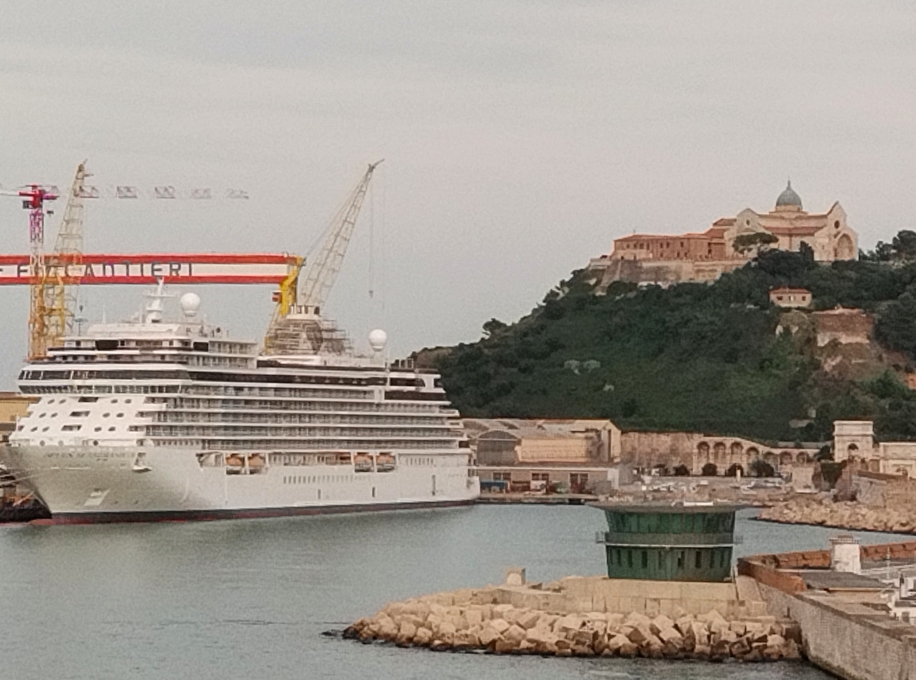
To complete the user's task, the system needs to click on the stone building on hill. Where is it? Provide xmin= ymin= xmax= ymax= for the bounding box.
xmin=588 ymin=182 xmax=859 ymax=286
xmin=833 ymin=421 xmax=916 ymax=478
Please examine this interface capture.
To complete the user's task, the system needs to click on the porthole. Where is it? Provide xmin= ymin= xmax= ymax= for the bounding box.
xmin=125 ymin=399 xmax=132 ymax=404
xmin=112 ymin=399 xmax=119 ymax=404
xmin=39 ymin=413 xmax=46 ymax=418
xmin=93 ymin=440 xmax=99 ymax=446
xmin=42 ymin=426 xmax=49 ymax=432
xmin=117 ymin=413 xmax=124 ymax=418
xmin=94 ymin=427 xmax=102 ymax=432
xmin=103 ymin=413 xmax=110 ymax=418
xmin=108 ymin=427 xmax=116 ymax=431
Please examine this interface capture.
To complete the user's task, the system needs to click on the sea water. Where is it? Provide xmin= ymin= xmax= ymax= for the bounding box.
xmin=0 ymin=506 xmax=901 ymax=679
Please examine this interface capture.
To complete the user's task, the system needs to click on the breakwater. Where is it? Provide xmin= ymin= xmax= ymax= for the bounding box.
xmin=758 ymin=498 xmax=916 ymax=534
xmin=343 ymin=577 xmax=803 ymax=662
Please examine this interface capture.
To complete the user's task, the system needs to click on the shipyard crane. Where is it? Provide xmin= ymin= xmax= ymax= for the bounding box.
xmin=264 ymin=161 xmax=382 ymax=355
xmin=37 ymin=162 xmax=88 ymax=359
xmin=1 ymin=179 xmax=60 ymax=359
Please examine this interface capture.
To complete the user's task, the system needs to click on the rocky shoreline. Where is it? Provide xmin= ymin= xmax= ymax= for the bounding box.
xmin=757 ymin=497 xmax=916 ymax=534
xmin=343 ymin=583 xmax=803 ymax=662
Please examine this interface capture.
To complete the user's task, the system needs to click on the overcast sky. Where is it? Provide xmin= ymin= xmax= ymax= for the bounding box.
xmin=1 ymin=1 xmax=914 ymax=387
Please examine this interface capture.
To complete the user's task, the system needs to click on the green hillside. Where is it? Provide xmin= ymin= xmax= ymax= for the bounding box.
xmin=426 ymin=244 xmax=916 ymax=443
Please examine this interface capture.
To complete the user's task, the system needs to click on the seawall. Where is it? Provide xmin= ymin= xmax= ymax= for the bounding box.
xmin=738 ymin=542 xmax=916 ymax=680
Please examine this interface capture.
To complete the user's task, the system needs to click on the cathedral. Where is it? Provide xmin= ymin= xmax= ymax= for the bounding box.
xmin=589 ymin=182 xmax=859 ymax=286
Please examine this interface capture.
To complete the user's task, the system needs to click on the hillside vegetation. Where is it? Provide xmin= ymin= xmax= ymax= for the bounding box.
xmin=426 ymin=242 xmax=916 ymax=443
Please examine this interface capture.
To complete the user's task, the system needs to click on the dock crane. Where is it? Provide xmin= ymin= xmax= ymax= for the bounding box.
xmin=264 ymin=160 xmax=382 ymax=355
xmin=38 ymin=162 xmax=88 ymax=359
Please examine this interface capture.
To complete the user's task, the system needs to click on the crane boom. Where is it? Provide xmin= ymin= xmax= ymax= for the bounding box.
xmin=299 ymin=160 xmax=382 ymax=311
xmin=36 ymin=161 xmax=88 ymax=357
xmin=263 ymin=161 xmax=382 ymax=355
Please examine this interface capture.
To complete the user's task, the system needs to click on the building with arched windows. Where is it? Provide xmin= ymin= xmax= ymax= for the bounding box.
xmin=588 ymin=182 xmax=859 ymax=286
xmin=834 ymin=421 xmax=916 ymax=478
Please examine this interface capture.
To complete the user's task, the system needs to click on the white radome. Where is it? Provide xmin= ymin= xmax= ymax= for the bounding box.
xmin=180 ymin=292 xmax=201 ymax=317
xmin=368 ymin=329 xmax=388 ymax=353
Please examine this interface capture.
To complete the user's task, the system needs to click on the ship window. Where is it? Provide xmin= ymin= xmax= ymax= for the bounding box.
xmin=30 ymin=427 xmax=37 ymax=432
xmin=70 ymin=411 xmax=89 ymax=417
xmin=39 ymin=413 xmax=46 ymax=418
xmin=108 ymin=427 xmax=116 ymax=431
xmin=117 ymin=413 xmax=125 ymax=418
xmin=78 ymin=397 xmax=98 ymax=403
xmin=62 ymin=425 xmax=81 ymax=432
xmin=103 ymin=413 xmax=110 ymax=418
xmin=42 ymin=427 xmax=49 ymax=432
xmin=95 ymin=427 xmax=102 ymax=432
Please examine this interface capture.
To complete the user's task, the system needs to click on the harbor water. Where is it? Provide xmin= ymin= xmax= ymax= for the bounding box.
xmin=0 ymin=506 xmax=903 ymax=679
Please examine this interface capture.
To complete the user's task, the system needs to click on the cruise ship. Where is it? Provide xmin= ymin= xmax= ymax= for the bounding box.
xmin=2 ymin=286 xmax=479 ymax=522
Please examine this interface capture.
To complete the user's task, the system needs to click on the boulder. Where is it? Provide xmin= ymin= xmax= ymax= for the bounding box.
xmin=783 ymin=639 xmax=802 ymax=660
xmin=396 ymin=621 xmax=417 ymax=646
xmin=517 ymin=610 xmax=541 ymax=630
xmin=650 ymin=614 xmax=674 ymax=636
xmin=478 ymin=626 xmax=503 ymax=648
xmin=465 ymin=608 xmax=484 ymax=628
xmin=605 ymin=634 xmax=631 ymax=653
xmin=414 ymin=627 xmax=433 ymax=646
xmin=489 ymin=618 xmax=511 ymax=635
xmin=504 ymin=625 xmax=527 ymax=644
xmin=618 ymin=641 xmax=638 ymax=658
xmin=494 ymin=639 xmax=518 ymax=654
xmin=627 ymin=622 xmax=655 ymax=646
xmin=657 ymin=627 xmax=683 ymax=645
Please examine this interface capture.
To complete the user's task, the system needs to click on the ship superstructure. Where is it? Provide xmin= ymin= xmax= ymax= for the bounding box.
xmin=3 ymin=287 xmax=478 ymax=522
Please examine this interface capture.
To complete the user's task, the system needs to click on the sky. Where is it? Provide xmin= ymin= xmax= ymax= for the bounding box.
xmin=1 ymin=1 xmax=915 ymax=388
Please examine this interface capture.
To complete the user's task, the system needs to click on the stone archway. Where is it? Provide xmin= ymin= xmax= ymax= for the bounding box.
xmin=835 ymin=234 xmax=855 ymax=260
xmin=847 ymin=443 xmax=859 ymax=461
xmin=713 ymin=442 xmax=726 ymax=466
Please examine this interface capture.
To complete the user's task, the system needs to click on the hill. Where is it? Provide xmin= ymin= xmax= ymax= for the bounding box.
xmin=421 ymin=246 xmax=916 ymax=443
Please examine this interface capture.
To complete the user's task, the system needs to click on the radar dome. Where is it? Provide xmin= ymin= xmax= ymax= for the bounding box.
xmin=180 ymin=292 xmax=201 ymax=318
xmin=368 ymin=329 xmax=388 ymax=353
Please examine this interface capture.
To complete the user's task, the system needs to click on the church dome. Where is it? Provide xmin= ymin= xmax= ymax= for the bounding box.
xmin=775 ymin=180 xmax=802 ymax=210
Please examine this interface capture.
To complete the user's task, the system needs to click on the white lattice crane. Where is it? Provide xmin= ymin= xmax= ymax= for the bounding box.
xmin=39 ymin=162 xmax=89 ymax=358
xmin=264 ymin=160 xmax=382 ymax=354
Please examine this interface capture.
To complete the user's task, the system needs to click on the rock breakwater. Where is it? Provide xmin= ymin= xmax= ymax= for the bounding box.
xmin=758 ymin=498 xmax=916 ymax=534
xmin=343 ymin=583 xmax=803 ymax=662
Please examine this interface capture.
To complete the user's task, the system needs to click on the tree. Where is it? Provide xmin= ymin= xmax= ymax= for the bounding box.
xmin=701 ymin=463 xmax=718 ymax=476
xmin=725 ymin=464 xmax=744 ymax=478
xmin=482 ymin=318 xmax=508 ymax=338
xmin=733 ymin=231 xmax=778 ymax=255
xmin=815 ymin=445 xmax=833 ymax=462
xmin=750 ymin=459 xmax=775 ymax=478
xmin=673 ymin=464 xmax=690 ymax=476
xmin=892 ymin=230 xmax=916 ymax=261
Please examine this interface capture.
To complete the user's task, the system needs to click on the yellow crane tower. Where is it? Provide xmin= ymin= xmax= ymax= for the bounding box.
xmin=264 ymin=160 xmax=382 ymax=355
xmin=34 ymin=162 xmax=88 ymax=359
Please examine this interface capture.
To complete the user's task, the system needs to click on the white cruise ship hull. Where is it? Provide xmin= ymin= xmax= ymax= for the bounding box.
xmin=4 ymin=445 xmax=479 ymax=523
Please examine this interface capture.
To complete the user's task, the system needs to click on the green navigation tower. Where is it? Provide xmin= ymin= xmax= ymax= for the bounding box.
xmin=594 ymin=503 xmax=741 ymax=582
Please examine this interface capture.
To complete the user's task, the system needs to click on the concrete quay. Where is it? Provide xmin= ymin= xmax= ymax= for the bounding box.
xmin=343 ymin=572 xmax=802 ymax=661
xmin=739 ymin=541 xmax=916 ymax=680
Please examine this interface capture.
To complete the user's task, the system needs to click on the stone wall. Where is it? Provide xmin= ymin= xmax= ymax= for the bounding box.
xmin=620 ymin=430 xmax=818 ymax=478
xmin=758 ymin=583 xmax=915 ymax=680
